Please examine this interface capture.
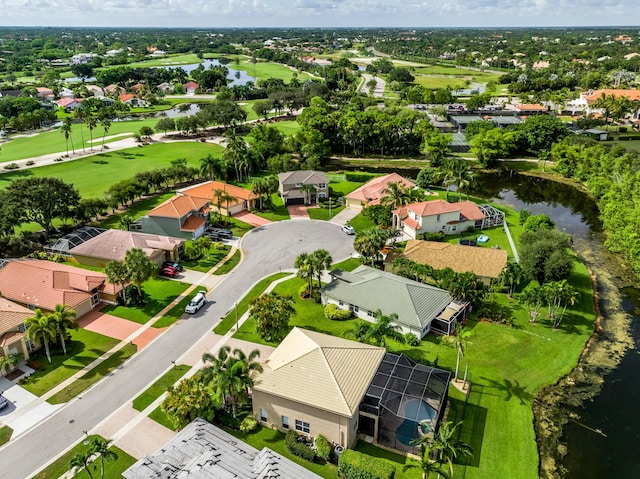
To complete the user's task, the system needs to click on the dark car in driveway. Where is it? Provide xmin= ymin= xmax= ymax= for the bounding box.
xmin=162 ymin=261 xmax=184 ymax=272
xmin=159 ymin=266 xmax=179 ymax=278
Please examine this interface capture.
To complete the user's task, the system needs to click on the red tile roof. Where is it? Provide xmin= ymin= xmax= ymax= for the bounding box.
xmin=346 ymin=173 xmax=416 ymax=205
xmin=119 ymin=93 xmax=137 ymax=103
xmin=394 ymin=200 xmax=485 ymax=221
xmin=0 ymin=299 xmax=33 ymax=334
xmin=0 ymin=260 xmax=121 ymax=312
xmin=148 ymin=195 xmax=210 ymax=219
xmin=516 ymin=103 xmax=546 ymax=111
xmin=56 ymin=98 xmax=82 ymax=108
xmin=184 ymin=81 xmax=199 ymax=90
xmin=180 ymin=181 xmax=256 ymax=203
xmin=180 ymin=215 xmax=206 ymax=232
xmin=582 ymin=89 xmax=640 ymax=104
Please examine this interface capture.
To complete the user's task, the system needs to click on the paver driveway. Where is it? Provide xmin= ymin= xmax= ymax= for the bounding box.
xmin=287 ymin=204 xmax=309 ymax=219
xmin=233 ymin=210 xmax=271 ymax=226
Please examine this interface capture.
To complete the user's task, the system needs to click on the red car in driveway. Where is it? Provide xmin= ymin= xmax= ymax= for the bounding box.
xmin=159 ymin=266 xmax=179 ymax=278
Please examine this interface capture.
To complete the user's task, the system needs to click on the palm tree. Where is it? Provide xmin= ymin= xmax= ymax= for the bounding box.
xmin=445 ymin=325 xmax=473 ymax=381
xmin=230 ymin=348 xmax=263 ymax=401
xmin=199 ymin=154 xmax=225 ymax=181
xmin=70 ymin=451 xmax=96 ymax=479
xmin=60 ymin=117 xmax=73 ymax=156
xmin=0 ymin=352 xmax=23 ymax=376
xmin=381 ymin=181 xmax=412 ymax=209
xmin=104 ymin=260 xmax=130 ymax=303
xmin=311 ymin=249 xmax=333 ymax=288
xmin=294 ymin=252 xmax=315 ymax=295
xmin=498 ymin=261 xmax=524 ymax=297
xmin=89 ymin=437 xmax=118 ymax=479
xmin=223 ymin=129 xmax=248 ymax=181
xmin=74 ymin=107 xmax=87 ymax=154
xmin=299 ymin=183 xmax=317 ymax=205
xmin=100 ymin=117 xmax=111 ymax=149
xmin=366 ymin=310 xmax=403 ymax=347
xmin=212 ymin=188 xmax=234 ymax=221
xmin=432 ymin=421 xmax=473 ymax=477
xmin=86 ymin=114 xmax=97 ymax=151
xmin=51 ymin=304 xmax=78 ymax=355
xmin=251 ymin=177 xmax=267 ymax=210
xmin=25 ymin=309 xmax=57 ymax=364
xmin=407 ymin=437 xmax=450 ymax=479
xmin=124 ymin=247 xmax=156 ymax=297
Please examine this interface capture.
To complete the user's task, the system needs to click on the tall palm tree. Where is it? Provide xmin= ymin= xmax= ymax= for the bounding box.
xmin=86 ymin=114 xmax=97 ymax=151
xmin=445 ymin=325 xmax=473 ymax=381
xmin=381 ymin=181 xmax=412 ymax=209
xmin=61 ymin=117 xmax=73 ymax=156
xmin=25 ymin=309 xmax=57 ymax=364
xmin=199 ymin=154 xmax=223 ymax=181
xmin=298 ymin=183 xmax=317 ymax=205
xmin=230 ymin=348 xmax=263 ymax=402
xmin=431 ymin=421 xmax=473 ymax=477
xmin=251 ymin=177 xmax=266 ymax=210
xmin=212 ymin=188 xmax=234 ymax=222
xmin=311 ymin=249 xmax=333 ymax=288
xmin=408 ymin=436 xmax=450 ymax=479
xmin=74 ymin=107 xmax=87 ymax=154
xmin=294 ymin=252 xmax=315 ymax=294
xmin=51 ymin=304 xmax=78 ymax=355
xmin=70 ymin=451 xmax=96 ymax=479
xmin=100 ymin=117 xmax=111 ymax=149
xmin=366 ymin=310 xmax=403 ymax=347
xmin=223 ymin=129 xmax=248 ymax=181
xmin=89 ymin=437 xmax=118 ymax=479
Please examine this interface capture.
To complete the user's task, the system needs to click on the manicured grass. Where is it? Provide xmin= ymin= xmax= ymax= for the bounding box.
xmin=132 ymin=365 xmax=190 ymax=411
xmin=213 ymin=272 xmax=292 ymax=335
xmin=181 ymin=244 xmax=231 ymax=272
xmin=307 ymin=204 xmax=345 ymax=220
xmin=48 ymin=344 xmax=138 ymax=404
xmin=21 ymin=329 xmax=119 ymax=397
xmin=331 ymin=257 xmax=361 ymax=272
xmin=152 ymin=295 xmax=192 ymax=328
xmin=234 ymin=59 xmax=312 ymax=83
xmin=347 ymin=212 xmax=376 ymax=232
xmin=149 ymin=405 xmax=179 ymax=431
xmin=227 ymin=217 xmax=255 ymax=237
xmin=101 ymin=278 xmax=190 ymax=324
xmin=328 ymin=177 xmax=365 ymax=197
xmin=98 ymin=192 xmax=175 ymax=229
xmin=32 ymin=435 xmax=135 ymax=479
xmin=414 ymin=75 xmax=467 ymax=90
xmin=224 ymin=425 xmax=339 ymax=479
xmin=0 ymin=426 xmax=13 ymax=446
xmin=444 ymin=224 xmax=513 ymax=258
xmin=235 ymin=255 xmax=595 ymax=479
xmin=354 ymin=441 xmax=421 ymax=479
xmin=213 ymin=250 xmax=241 ymax=275
xmin=128 ymin=53 xmax=202 ymax=67
xmin=254 ymin=193 xmax=290 ymax=221
xmin=0 ymin=142 xmax=223 ymax=198
xmin=271 ymin=120 xmax=300 ymax=136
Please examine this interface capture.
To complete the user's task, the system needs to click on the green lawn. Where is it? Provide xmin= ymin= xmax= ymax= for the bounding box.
xmin=307 ymin=203 xmax=345 ymax=220
xmin=355 ymin=441 xmax=421 ymax=479
xmin=347 ymin=212 xmax=376 ymax=232
xmin=214 ymin=272 xmax=293 ymax=335
xmin=32 ymin=435 xmax=135 ymax=479
xmin=226 ymin=217 xmax=255 ymax=237
xmin=0 ymin=142 xmax=223 ymax=198
xmin=48 ymin=344 xmax=138 ymax=404
xmin=254 ymin=193 xmax=290 ymax=221
xmin=132 ymin=364 xmax=190 ymax=411
xmin=101 ymin=277 xmax=190 ymax=324
xmin=271 ymin=120 xmax=300 ymax=136
xmin=181 ymin=244 xmax=231 ymax=272
xmin=233 ymin=255 xmax=595 ymax=479
xmin=21 ymin=329 xmax=119 ymax=397
xmin=414 ymin=75 xmax=467 ymax=90
xmin=98 ymin=192 xmax=176 ymax=229
xmin=331 ymin=257 xmax=361 ymax=272
xmin=213 ymin=250 xmax=241 ymax=275
xmin=0 ymin=426 xmax=13 ymax=446
xmin=152 ymin=295 xmax=192 ymax=328
xmin=327 ymin=177 xmax=365 ymax=197
xmin=149 ymin=406 xmax=178 ymax=431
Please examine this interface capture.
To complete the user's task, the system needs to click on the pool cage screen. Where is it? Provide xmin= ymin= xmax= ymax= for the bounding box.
xmin=359 ymin=352 xmax=450 ymax=454
xmin=44 ymin=227 xmax=105 ymax=256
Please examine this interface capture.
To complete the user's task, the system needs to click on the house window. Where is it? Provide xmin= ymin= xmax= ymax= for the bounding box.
xmin=367 ymin=310 xmax=375 ymax=317
xmin=260 ymin=408 xmax=268 ymax=422
xmin=318 ymin=183 xmax=326 ymax=189
xmin=295 ymin=182 xmax=303 ymax=188
xmin=318 ymin=192 xmax=327 ymax=199
xmin=25 ymin=339 xmax=35 ymax=351
xmin=436 ymin=214 xmax=441 ymax=222
xmin=295 ymin=420 xmax=310 ymax=434
xmin=282 ymin=416 xmax=289 ymax=429
xmin=354 ymin=305 xmax=359 ymax=313
xmin=339 ymin=300 xmax=344 ymax=306
xmin=18 ymin=323 xmax=26 ymax=333
xmin=451 ymin=225 xmax=457 ymax=232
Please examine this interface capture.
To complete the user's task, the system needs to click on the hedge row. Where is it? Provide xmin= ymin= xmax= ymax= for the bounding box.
xmin=285 ymin=430 xmax=316 ymax=462
xmin=338 ymin=449 xmax=396 ymax=479
xmin=345 ymin=172 xmax=377 ymax=182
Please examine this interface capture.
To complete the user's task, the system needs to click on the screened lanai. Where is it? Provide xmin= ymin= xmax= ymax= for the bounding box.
xmin=359 ymin=352 xmax=451 ymax=454
xmin=44 ymin=227 xmax=105 ymax=256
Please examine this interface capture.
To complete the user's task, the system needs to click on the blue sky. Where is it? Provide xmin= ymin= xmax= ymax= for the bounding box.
xmin=0 ymin=0 xmax=638 ymax=28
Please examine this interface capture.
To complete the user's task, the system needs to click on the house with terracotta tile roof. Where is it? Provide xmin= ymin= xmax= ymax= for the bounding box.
xmin=36 ymin=87 xmax=54 ymax=100
xmin=0 ymin=259 xmax=122 ymax=319
xmin=0 ymin=299 xmax=36 ymax=366
xmin=392 ymin=200 xmax=486 ymax=239
xmin=104 ymin=84 xmax=125 ymax=96
xmin=56 ymin=97 xmax=83 ymax=111
xmin=130 ymin=194 xmax=210 ymax=240
xmin=178 ymin=180 xmax=257 ymax=216
xmin=515 ymin=103 xmax=548 ymax=115
xmin=577 ymin=89 xmax=640 ymax=119
xmin=118 ymin=93 xmax=146 ymax=107
xmin=389 ymin=239 xmax=508 ymax=284
xmin=69 ymin=229 xmax=185 ymax=268
xmin=184 ymin=81 xmax=199 ymax=94
xmin=345 ymin=173 xmax=416 ymax=210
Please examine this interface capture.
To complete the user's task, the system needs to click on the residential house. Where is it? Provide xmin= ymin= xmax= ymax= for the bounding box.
xmin=321 ymin=265 xmax=465 ymax=337
xmin=277 ymin=170 xmax=329 ymax=205
xmin=123 ymin=417 xmax=322 ymax=479
xmin=130 ymin=83 xmax=143 ymax=94
xmin=130 ymin=194 xmax=210 ymax=240
xmin=0 ymin=299 xmax=35 ymax=365
xmin=390 ymin=239 xmax=508 ymax=284
xmin=345 ymin=173 xmax=416 ymax=210
xmin=583 ymin=128 xmax=609 ymax=141
xmin=515 ymin=103 xmax=548 ymax=115
xmin=392 ymin=200 xmax=486 ymax=239
xmin=68 ymin=229 xmax=185 ymax=268
xmin=184 ymin=81 xmax=199 ymax=94
xmin=156 ymin=82 xmax=173 ymax=94
xmin=85 ymin=84 xmax=105 ymax=97
xmin=178 ymin=180 xmax=257 ymax=217
xmin=253 ymin=327 xmax=385 ymax=448
xmin=35 ymin=87 xmax=54 ymax=100
xmin=577 ymin=89 xmax=640 ymax=119
xmin=56 ymin=97 xmax=83 ymax=111
xmin=59 ymin=87 xmax=75 ymax=98
xmin=0 ymin=259 xmax=122 ymax=318
xmin=71 ymin=53 xmax=96 ymax=65
xmin=253 ymin=328 xmax=451 ymax=454
xmin=118 ymin=94 xmax=146 ymax=107
xmin=104 ymin=84 xmax=125 ymax=97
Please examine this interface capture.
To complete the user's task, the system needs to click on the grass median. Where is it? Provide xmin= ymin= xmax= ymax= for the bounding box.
xmin=132 ymin=364 xmax=190 ymax=411
xmin=213 ymin=249 xmax=241 ymax=275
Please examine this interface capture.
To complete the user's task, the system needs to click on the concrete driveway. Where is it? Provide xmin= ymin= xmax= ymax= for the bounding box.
xmin=330 ymin=206 xmax=361 ymax=226
xmin=4 ymin=220 xmax=355 ymax=479
xmin=233 ymin=211 xmax=271 ymax=226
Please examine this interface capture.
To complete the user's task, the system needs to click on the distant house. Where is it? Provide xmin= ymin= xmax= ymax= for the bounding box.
xmin=515 ymin=103 xmax=548 ymax=115
xmin=345 ymin=173 xmax=416 ymax=210
xmin=253 ymin=328 xmax=452 ymax=454
xmin=583 ymin=128 xmax=609 ymax=141
xmin=68 ymin=229 xmax=185 ymax=268
xmin=0 ymin=299 xmax=36 ymax=365
xmin=390 ymin=239 xmax=508 ymax=284
xmin=278 ymin=170 xmax=329 ymax=205
xmin=130 ymin=83 xmax=143 ymax=93
xmin=0 ymin=259 xmax=122 ymax=318
xmin=156 ymin=82 xmax=173 ymax=93
xmin=35 ymin=87 xmax=54 ymax=100
xmin=130 ymin=194 xmax=210 ymax=240
xmin=578 ymin=89 xmax=640 ymax=119
xmin=178 ymin=181 xmax=257 ymax=216
xmin=392 ymin=200 xmax=486 ymax=239
xmin=104 ymin=84 xmax=125 ymax=96
xmin=71 ymin=53 xmax=96 ymax=65
xmin=184 ymin=81 xmax=199 ymax=94
xmin=85 ymin=84 xmax=104 ymax=97
xmin=321 ymin=265 xmax=465 ymax=337
xmin=56 ymin=97 xmax=83 ymax=111
xmin=118 ymin=93 xmax=146 ymax=107
xmin=123 ymin=417 xmax=322 ymax=479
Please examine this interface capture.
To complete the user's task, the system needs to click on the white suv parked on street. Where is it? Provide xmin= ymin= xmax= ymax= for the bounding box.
xmin=185 ymin=291 xmax=206 ymax=314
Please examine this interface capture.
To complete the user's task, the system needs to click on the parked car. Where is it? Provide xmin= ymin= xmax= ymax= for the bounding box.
xmin=207 ymin=227 xmax=233 ymax=239
xmin=342 ymin=225 xmax=355 ymax=235
xmin=205 ymin=232 xmax=220 ymax=240
xmin=159 ymin=266 xmax=179 ymax=278
xmin=162 ymin=261 xmax=184 ymax=272
xmin=185 ymin=290 xmax=207 ymax=314
xmin=0 ymin=395 xmax=9 ymax=410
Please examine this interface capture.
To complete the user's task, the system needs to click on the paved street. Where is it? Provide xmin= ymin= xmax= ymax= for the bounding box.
xmin=0 ymin=220 xmax=354 ymax=479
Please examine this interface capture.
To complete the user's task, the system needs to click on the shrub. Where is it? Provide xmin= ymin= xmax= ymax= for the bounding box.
xmin=325 ymin=303 xmax=352 ymax=321
xmin=315 ymin=434 xmax=331 ymax=461
xmin=285 ymin=430 xmax=316 ymax=462
xmin=213 ymin=242 xmax=226 ymax=250
xmin=421 ymin=232 xmax=445 ymax=242
xmin=519 ymin=209 xmax=531 ymax=225
xmin=26 ymin=160 xmax=35 ymax=166
xmin=3 ymin=163 xmax=19 ymax=170
xmin=299 ymin=284 xmax=311 ymax=299
xmin=338 ymin=449 xmax=395 ymax=479
xmin=403 ymin=332 xmax=420 ymax=346
xmin=345 ymin=172 xmax=376 ymax=182
xmin=27 ymin=360 xmax=43 ymax=371
xmin=239 ymin=415 xmax=258 ymax=433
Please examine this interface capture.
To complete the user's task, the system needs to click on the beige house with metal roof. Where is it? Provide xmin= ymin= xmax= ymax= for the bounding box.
xmin=252 ymin=328 xmax=385 ymax=448
xmin=391 ymin=239 xmax=509 ymax=284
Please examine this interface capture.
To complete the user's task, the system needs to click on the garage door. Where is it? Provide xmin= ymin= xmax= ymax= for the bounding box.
xmin=285 ymin=197 xmax=305 ymax=205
